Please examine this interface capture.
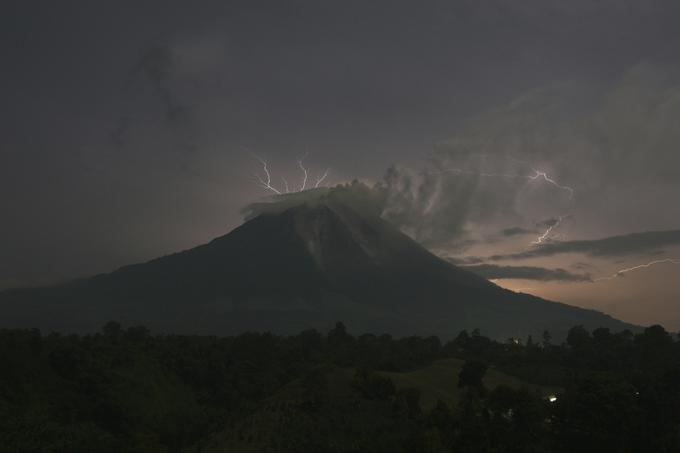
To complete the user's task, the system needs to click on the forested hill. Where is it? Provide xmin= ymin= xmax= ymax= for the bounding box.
xmin=2 ymin=322 xmax=679 ymax=452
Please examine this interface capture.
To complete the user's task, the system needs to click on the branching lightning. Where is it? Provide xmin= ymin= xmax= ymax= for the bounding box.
xmin=253 ymin=155 xmax=281 ymax=194
xmin=442 ymin=158 xmax=677 ymax=287
xmin=315 ymin=168 xmax=330 ymax=188
xmin=532 ymin=216 xmax=566 ymax=245
xmin=442 ymin=162 xmax=575 ymax=245
xmin=252 ymin=153 xmax=329 ymax=195
xmin=526 ymin=171 xmax=573 ymax=244
xmin=442 ymin=167 xmax=574 ymax=199
xmin=528 ymin=170 xmax=574 ymax=199
xmin=298 ymin=154 xmax=308 ymax=192
xmin=594 ymin=258 xmax=680 ymax=282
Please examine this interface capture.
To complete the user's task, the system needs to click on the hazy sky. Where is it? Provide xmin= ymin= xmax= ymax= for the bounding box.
xmin=3 ymin=1 xmax=680 ymax=328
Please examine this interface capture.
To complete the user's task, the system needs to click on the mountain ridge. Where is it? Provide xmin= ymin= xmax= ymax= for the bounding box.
xmin=0 ymin=191 xmax=636 ymax=340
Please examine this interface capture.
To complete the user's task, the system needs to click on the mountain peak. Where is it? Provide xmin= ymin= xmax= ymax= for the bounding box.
xmin=0 ymin=189 xmax=634 ymax=339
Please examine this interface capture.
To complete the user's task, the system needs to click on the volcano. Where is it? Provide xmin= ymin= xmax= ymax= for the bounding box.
xmin=0 ymin=186 xmax=633 ymax=339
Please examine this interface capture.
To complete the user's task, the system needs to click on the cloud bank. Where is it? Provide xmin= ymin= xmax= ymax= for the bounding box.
xmin=462 ymin=264 xmax=591 ymax=282
xmin=489 ymin=229 xmax=680 ymax=261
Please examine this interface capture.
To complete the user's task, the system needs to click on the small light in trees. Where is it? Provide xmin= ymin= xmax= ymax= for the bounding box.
xmin=548 ymin=395 xmax=558 ymax=403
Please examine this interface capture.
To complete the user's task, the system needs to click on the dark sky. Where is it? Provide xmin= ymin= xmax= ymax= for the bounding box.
xmin=3 ymin=1 xmax=680 ymax=328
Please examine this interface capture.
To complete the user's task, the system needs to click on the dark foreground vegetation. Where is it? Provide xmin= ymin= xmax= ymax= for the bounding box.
xmin=2 ymin=322 xmax=680 ymax=452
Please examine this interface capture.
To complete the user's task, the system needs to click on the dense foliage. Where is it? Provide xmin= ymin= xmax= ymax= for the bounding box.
xmin=1 ymin=322 xmax=679 ymax=452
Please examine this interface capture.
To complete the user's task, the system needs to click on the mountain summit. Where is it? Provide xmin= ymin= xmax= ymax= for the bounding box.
xmin=0 ymin=186 xmax=633 ymax=339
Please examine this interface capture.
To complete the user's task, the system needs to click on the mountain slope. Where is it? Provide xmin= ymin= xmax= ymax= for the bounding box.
xmin=0 ymin=191 xmax=634 ymax=339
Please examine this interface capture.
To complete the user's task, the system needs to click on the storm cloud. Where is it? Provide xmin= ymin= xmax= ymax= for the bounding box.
xmin=2 ymin=1 xmax=680 ymax=330
xmin=489 ymin=229 xmax=680 ymax=261
xmin=377 ymin=61 xmax=680 ymax=257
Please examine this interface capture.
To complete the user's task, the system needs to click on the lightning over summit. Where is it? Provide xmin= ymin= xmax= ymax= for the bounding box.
xmin=252 ymin=154 xmax=330 ymax=195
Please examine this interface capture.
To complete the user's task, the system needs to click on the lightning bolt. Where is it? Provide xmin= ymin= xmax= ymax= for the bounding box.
xmin=441 ymin=158 xmax=676 ymax=285
xmin=594 ymin=258 xmax=680 ymax=282
xmin=315 ymin=168 xmax=329 ymax=188
xmin=440 ymin=164 xmax=575 ymax=246
xmin=252 ymin=153 xmax=329 ymax=195
xmin=531 ymin=216 xmax=565 ymax=245
xmin=441 ymin=167 xmax=575 ymax=199
xmin=252 ymin=155 xmax=282 ymax=195
xmin=298 ymin=154 xmax=308 ymax=192
xmin=528 ymin=170 xmax=574 ymax=199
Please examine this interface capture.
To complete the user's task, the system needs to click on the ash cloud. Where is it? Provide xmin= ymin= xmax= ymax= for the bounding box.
xmin=378 ymin=165 xmax=473 ymax=248
xmin=110 ymin=44 xmax=198 ymax=156
xmin=376 ymin=60 xmax=680 ymax=260
xmin=240 ymin=59 xmax=680 ymax=272
xmin=135 ymin=46 xmax=192 ymax=126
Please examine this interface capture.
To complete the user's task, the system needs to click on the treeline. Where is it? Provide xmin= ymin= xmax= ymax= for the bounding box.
xmin=1 ymin=322 xmax=679 ymax=452
xmin=441 ymin=325 xmax=680 ymax=452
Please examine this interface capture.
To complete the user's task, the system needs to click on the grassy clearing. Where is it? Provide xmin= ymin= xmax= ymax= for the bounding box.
xmin=380 ymin=358 xmax=559 ymax=411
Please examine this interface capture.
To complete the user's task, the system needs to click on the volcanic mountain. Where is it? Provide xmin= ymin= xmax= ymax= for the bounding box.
xmin=0 ymin=186 xmax=633 ymax=339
